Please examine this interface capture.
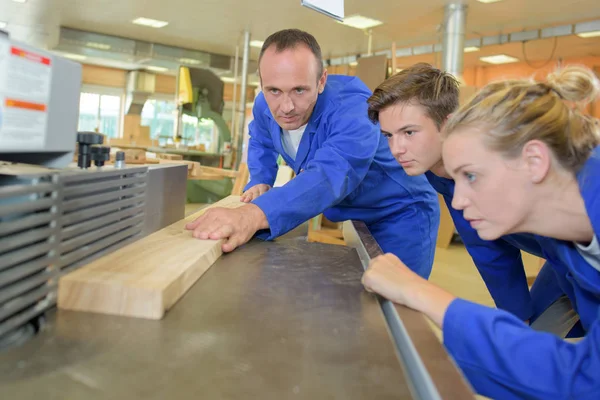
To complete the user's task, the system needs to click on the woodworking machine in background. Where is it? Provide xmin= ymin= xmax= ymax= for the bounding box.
xmin=0 ymin=34 xmax=188 ymax=349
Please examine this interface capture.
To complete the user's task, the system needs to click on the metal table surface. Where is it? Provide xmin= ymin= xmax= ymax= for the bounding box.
xmin=0 ymin=233 xmax=413 ymax=399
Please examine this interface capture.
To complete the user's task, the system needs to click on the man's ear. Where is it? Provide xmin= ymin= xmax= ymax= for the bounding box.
xmin=318 ymin=70 xmax=328 ymax=94
xmin=439 ymin=114 xmax=453 ymax=134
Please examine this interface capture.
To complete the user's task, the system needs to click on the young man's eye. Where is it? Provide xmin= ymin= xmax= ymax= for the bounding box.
xmin=464 ymin=172 xmax=476 ymax=183
xmin=405 ymin=131 xmax=415 ymax=136
xmin=269 ymin=89 xmax=280 ymax=95
xmin=295 ymin=88 xmax=305 ymax=94
xmin=382 ymin=132 xmax=392 ymax=138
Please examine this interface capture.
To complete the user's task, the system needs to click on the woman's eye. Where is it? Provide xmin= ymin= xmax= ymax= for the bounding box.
xmin=465 ymin=172 xmax=476 ymax=183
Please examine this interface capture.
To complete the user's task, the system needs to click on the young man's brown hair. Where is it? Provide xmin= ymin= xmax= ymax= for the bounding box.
xmin=367 ymin=63 xmax=460 ymax=129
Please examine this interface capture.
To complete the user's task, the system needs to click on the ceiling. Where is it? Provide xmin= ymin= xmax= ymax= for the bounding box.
xmin=394 ymin=35 xmax=600 ymax=69
xmin=1 ymin=0 xmax=600 ymax=63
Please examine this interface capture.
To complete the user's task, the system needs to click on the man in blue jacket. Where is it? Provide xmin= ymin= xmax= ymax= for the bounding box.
xmin=366 ymin=63 xmax=578 ymax=333
xmin=186 ymin=29 xmax=440 ymax=278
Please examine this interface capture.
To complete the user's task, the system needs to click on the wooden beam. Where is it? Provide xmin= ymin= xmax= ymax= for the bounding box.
xmin=57 ymin=196 xmax=245 ymax=320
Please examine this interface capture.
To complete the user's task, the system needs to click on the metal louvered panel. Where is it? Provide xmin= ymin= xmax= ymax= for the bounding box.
xmin=0 ymin=227 xmax=55 ymax=255
xmin=61 ymin=204 xmax=145 ymax=241
xmin=0 ymin=297 xmax=54 ymax=338
xmin=1 ymin=165 xmax=150 ymax=345
xmin=0 ymin=258 xmax=55 ymax=290
xmin=60 ymin=214 xmax=145 ymax=255
xmin=0 ymin=271 xmax=56 ymax=306
xmin=58 ymin=225 xmax=144 ymax=272
xmin=57 ymin=167 xmax=148 ymax=274
xmin=62 ymin=185 xmax=146 ymax=212
xmin=0 ymin=242 xmax=55 ymax=272
xmin=0 ymin=213 xmax=54 ymax=237
xmin=62 ymin=175 xmax=146 ymax=197
xmin=0 ymin=167 xmax=59 ymax=342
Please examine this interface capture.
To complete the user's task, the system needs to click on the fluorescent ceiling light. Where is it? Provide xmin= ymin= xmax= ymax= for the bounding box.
xmin=349 ymin=61 xmax=358 ymax=67
xmin=339 ymin=15 xmax=383 ymax=30
xmin=250 ymin=40 xmax=264 ymax=49
xmin=477 ymin=0 xmax=503 ymax=3
xmin=480 ymin=54 xmax=519 ymax=64
xmin=64 ymin=54 xmax=87 ymax=61
xmin=221 ymin=77 xmax=236 ymax=83
xmin=464 ymin=46 xmax=480 ymax=53
xmin=12 ymin=0 xmax=27 ymax=3
xmin=146 ymin=66 xmax=168 ymax=72
xmin=577 ymin=31 xmax=600 ymax=38
xmin=179 ymin=58 xmax=201 ymax=65
xmin=132 ymin=17 xmax=169 ymax=28
xmin=0 ymin=22 xmax=6 ymax=29
xmin=86 ymin=42 xmax=111 ymax=50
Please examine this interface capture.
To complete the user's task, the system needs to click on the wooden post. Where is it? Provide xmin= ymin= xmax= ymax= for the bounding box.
xmin=391 ymin=42 xmax=397 ymax=74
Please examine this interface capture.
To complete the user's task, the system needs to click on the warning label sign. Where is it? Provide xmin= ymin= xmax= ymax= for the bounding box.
xmin=0 ymin=37 xmax=53 ymax=150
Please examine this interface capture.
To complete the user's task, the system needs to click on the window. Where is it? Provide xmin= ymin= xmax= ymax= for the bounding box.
xmin=141 ymin=98 xmax=218 ymax=149
xmin=141 ymin=99 xmax=177 ymax=143
xmin=77 ymin=86 xmax=123 ymax=138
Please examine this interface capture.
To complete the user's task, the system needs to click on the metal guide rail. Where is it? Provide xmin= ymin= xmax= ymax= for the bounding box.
xmin=343 ymin=220 xmax=475 ymax=400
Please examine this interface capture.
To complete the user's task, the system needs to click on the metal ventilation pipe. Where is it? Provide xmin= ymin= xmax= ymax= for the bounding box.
xmin=235 ymin=30 xmax=251 ymax=170
xmin=442 ymin=3 xmax=468 ymax=80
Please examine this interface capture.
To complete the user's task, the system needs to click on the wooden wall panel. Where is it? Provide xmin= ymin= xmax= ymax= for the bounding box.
xmin=223 ymin=83 xmax=256 ymax=103
xmin=81 ymin=65 xmax=126 ymax=88
xmin=81 ymin=64 xmax=256 ymax=103
xmin=155 ymin=74 xmax=176 ymax=94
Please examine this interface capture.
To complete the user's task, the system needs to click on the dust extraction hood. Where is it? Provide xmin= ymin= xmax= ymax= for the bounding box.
xmin=125 ymin=70 xmax=155 ymax=115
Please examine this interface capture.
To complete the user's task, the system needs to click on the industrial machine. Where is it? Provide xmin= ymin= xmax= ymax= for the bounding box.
xmin=177 ymin=65 xmax=232 ymax=155
xmin=175 ymin=66 xmax=238 ymax=203
xmin=0 ymin=33 xmax=474 ymax=400
xmin=0 ymin=33 xmax=187 ymax=349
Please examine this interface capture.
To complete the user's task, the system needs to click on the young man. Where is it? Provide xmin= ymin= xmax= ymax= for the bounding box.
xmin=366 ymin=63 xmax=574 ymax=331
xmin=186 ymin=30 xmax=440 ymax=278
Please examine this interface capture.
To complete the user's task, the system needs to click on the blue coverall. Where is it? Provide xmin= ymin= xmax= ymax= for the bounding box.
xmin=443 ymin=146 xmax=600 ymax=399
xmin=247 ymin=75 xmax=440 ymax=277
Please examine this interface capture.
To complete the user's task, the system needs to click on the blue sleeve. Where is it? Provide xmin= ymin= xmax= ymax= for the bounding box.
xmin=244 ymin=103 xmax=279 ymax=190
xmin=252 ymin=98 xmax=378 ymax=239
xmin=446 ymin=199 xmax=534 ymax=321
xmin=444 ymin=298 xmax=600 ymax=400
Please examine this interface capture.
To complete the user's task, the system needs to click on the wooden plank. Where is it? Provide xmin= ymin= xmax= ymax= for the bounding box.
xmin=157 ymin=153 xmax=183 ymax=161
xmin=231 ymin=163 xmax=249 ymax=196
xmin=158 ymin=159 xmax=201 ymax=176
xmin=57 ymin=196 xmax=245 ymax=320
xmin=308 ymin=230 xmax=346 ymax=246
xmin=197 ymin=166 xmax=239 ymax=178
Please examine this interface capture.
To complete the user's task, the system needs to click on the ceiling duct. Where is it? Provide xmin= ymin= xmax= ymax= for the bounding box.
xmin=327 ymin=18 xmax=600 ymax=66
xmin=52 ymin=27 xmax=258 ymax=81
xmin=125 ymin=71 xmax=156 ymax=115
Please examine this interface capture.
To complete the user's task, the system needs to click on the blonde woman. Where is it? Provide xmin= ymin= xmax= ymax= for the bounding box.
xmin=362 ymin=66 xmax=600 ymax=399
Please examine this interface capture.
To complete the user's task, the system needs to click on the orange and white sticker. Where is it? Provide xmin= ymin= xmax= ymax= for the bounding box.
xmin=10 ymin=47 xmax=52 ymax=66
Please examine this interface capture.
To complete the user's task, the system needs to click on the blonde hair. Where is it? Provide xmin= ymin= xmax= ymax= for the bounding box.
xmin=445 ymin=65 xmax=600 ymax=172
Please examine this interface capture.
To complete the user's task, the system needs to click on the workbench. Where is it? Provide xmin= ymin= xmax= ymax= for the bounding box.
xmin=0 ymin=223 xmax=473 ymax=399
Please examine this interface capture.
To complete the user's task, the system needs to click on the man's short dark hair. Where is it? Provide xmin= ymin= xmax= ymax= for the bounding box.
xmin=258 ymin=29 xmax=324 ymax=78
xmin=367 ymin=63 xmax=460 ymax=129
